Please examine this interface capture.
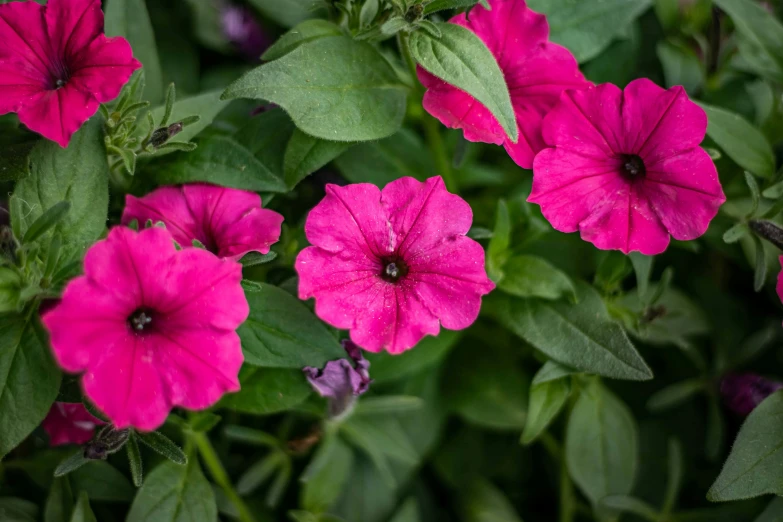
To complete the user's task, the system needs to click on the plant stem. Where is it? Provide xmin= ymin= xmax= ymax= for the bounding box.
xmin=191 ymin=431 xmax=258 ymax=522
xmin=559 ymin=449 xmax=575 ymax=522
xmin=397 ymin=32 xmax=457 ymax=192
xmin=750 ymin=220 xmax=783 ymax=250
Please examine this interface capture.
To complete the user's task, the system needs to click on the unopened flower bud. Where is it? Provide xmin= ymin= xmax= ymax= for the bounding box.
xmin=303 ymin=339 xmax=372 ymax=419
xmin=83 ymin=426 xmax=130 ymax=460
xmin=149 ymin=123 xmax=184 ymax=149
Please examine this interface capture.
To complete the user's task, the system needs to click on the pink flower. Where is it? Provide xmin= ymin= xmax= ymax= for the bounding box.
xmin=0 ymin=0 xmax=141 ymax=147
xmin=416 ymin=0 xmax=589 ymax=169
xmin=42 ymin=227 xmax=248 ymax=431
xmin=122 ymin=184 xmax=283 ymax=261
xmin=529 ymin=79 xmax=726 ymax=255
xmin=42 ymin=402 xmax=104 ymax=446
xmin=295 ymin=176 xmax=494 ymax=354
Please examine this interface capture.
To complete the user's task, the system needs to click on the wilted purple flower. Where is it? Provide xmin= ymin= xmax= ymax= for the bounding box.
xmin=720 ymin=373 xmax=783 ymax=416
xmin=220 ymin=2 xmax=271 ymax=60
xmin=304 ymin=340 xmax=371 ymax=418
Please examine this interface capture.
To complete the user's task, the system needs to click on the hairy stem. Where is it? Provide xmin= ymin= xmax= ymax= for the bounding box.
xmin=191 ymin=431 xmax=258 ymax=522
xmin=397 ymin=32 xmax=457 ymax=192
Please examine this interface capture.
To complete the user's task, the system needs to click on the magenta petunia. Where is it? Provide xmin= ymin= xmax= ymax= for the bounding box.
xmin=122 ymin=184 xmax=284 ymax=261
xmin=42 ymin=402 xmax=104 ymax=446
xmin=295 ymin=176 xmax=494 ymax=354
xmin=529 ymin=78 xmax=726 ymax=255
xmin=42 ymin=227 xmax=248 ymax=431
xmin=0 ymin=0 xmax=141 ymax=147
xmin=416 ymin=0 xmax=589 ymax=169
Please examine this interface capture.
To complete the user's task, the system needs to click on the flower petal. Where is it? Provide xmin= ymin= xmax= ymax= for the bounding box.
xmin=643 ymin=147 xmax=725 ymax=241
xmin=305 ymin=183 xmax=393 ymax=259
xmin=69 ymin=35 xmax=141 ymax=103
xmin=383 ymin=176 xmax=472 ymax=259
xmin=16 ymin=85 xmax=98 ymax=147
xmin=45 ymin=0 xmax=103 ymax=59
xmin=621 ymin=79 xmax=708 ymax=163
xmin=123 ymin=188 xmax=202 ymax=248
xmin=409 ymin=236 xmax=494 ymax=330
xmin=0 ymin=0 xmax=51 ymax=88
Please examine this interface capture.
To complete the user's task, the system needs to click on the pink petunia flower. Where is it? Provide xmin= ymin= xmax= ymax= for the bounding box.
xmin=121 ymin=184 xmax=284 ymax=261
xmin=0 ymin=0 xmax=141 ymax=147
xmin=42 ymin=226 xmax=248 ymax=431
xmin=42 ymin=402 xmax=104 ymax=446
xmin=295 ymin=176 xmax=494 ymax=354
xmin=529 ymin=78 xmax=726 ymax=255
xmin=416 ymin=0 xmax=589 ymax=169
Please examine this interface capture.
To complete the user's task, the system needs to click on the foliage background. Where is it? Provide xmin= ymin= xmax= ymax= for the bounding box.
xmin=1 ymin=0 xmax=783 ymax=521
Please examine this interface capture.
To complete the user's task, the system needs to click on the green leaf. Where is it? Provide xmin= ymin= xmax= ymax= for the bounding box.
xmin=629 ymin=252 xmax=653 ymax=302
xmin=0 ymin=315 xmax=61 ymax=459
xmin=486 ymin=200 xmax=510 ymax=283
xmin=444 ymin=344 xmax=528 ymax=430
xmin=0 ymin=141 xmax=36 ymax=182
xmin=0 ymin=497 xmax=38 ymax=522
xmin=487 ymin=282 xmax=653 ymax=381
xmin=697 ymin=102 xmax=776 ymax=179
xmin=354 ymin=396 xmax=424 ymax=416
xmin=753 ymin=234 xmax=767 ymax=292
xmin=240 ymin=251 xmax=278 ymax=268
xmin=755 ymin=497 xmax=783 ymax=522
xmin=263 ymin=20 xmax=343 ymax=61
xmin=22 ymin=201 xmax=70 ymax=244
xmin=68 ymin=492 xmax=96 ymax=522
xmin=70 ymin=461 xmax=135 ymax=502
xmin=424 ymin=0 xmax=481 ymax=15
xmin=284 ymin=130 xmax=353 ymax=188
xmin=498 ymin=255 xmax=577 ymax=301
xmin=104 ymin=0 xmax=163 ymax=103
xmin=364 ymin=330 xmax=461 ymax=383
xmin=223 ymin=37 xmax=407 ymax=142
xmin=459 ymin=479 xmax=523 ymax=522
xmin=723 ymin=223 xmax=749 ymax=243
xmin=657 ymin=40 xmax=704 ymax=94
xmin=236 ymin=452 xmax=283 ymax=496
xmin=527 ymin=0 xmax=653 ymax=62
xmin=12 ymin=119 xmax=109 ymax=261
xmin=240 ymin=283 xmax=346 ymax=368
xmin=713 ymin=0 xmax=783 ymax=83
xmin=708 ymin=390 xmax=783 ymax=501
xmin=136 ymin=431 xmax=187 ymax=466
xmin=138 ymin=90 xmax=230 ymax=153
xmin=127 ymin=460 xmax=217 ymax=522
xmin=335 ymin=128 xmax=432 ymax=186
xmin=532 ymin=360 xmax=579 ymax=385
xmin=646 ymin=379 xmax=704 ymax=412
xmin=409 ymin=23 xmax=518 ymax=142
xmin=45 ymin=478 xmax=73 ymax=522
xmin=220 ymin=367 xmax=312 ymax=415
xmin=127 ymin=433 xmax=143 ymax=487
xmin=599 ymin=495 xmax=659 ymax=521
xmin=247 ymin=0 xmax=324 ymax=28
xmin=521 ymin=374 xmax=571 ymax=444
xmin=566 ymin=379 xmax=639 ymax=505
xmin=389 ymin=499 xmax=420 ymax=522
xmin=53 ymin=452 xmax=89 ymax=478
xmin=152 ymin=135 xmax=287 ymax=193
xmin=301 ymin=434 xmax=354 ymax=513
xmin=663 ymin=439 xmax=684 ymax=514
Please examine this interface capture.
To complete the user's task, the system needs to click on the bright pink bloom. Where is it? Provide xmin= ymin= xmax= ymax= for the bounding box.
xmin=42 ymin=227 xmax=248 ymax=431
xmin=295 ymin=176 xmax=494 ymax=354
xmin=529 ymin=79 xmax=726 ymax=255
xmin=122 ymin=184 xmax=283 ymax=261
xmin=42 ymin=402 xmax=104 ymax=446
xmin=0 ymin=0 xmax=141 ymax=147
xmin=416 ymin=0 xmax=589 ymax=169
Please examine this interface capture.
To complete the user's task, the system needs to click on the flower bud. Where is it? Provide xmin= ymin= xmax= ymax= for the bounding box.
xmin=720 ymin=373 xmax=783 ymax=416
xmin=303 ymin=339 xmax=371 ymax=419
xmin=148 ymin=123 xmax=184 ymax=149
xmin=83 ymin=426 xmax=130 ymax=460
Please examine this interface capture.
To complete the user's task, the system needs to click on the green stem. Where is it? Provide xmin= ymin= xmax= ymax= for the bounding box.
xmin=191 ymin=431 xmax=258 ymax=522
xmin=559 ymin=449 xmax=575 ymax=522
xmin=397 ymin=32 xmax=457 ymax=192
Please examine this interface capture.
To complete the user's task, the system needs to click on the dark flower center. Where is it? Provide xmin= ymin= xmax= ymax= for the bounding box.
xmin=380 ymin=256 xmax=409 ymax=283
xmin=619 ymin=154 xmax=646 ymax=180
xmin=48 ymin=60 xmax=71 ymax=90
xmin=128 ymin=308 xmax=155 ymax=334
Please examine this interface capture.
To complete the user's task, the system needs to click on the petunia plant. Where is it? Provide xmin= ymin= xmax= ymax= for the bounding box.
xmin=1 ymin=0 xmax=783 ymax=521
